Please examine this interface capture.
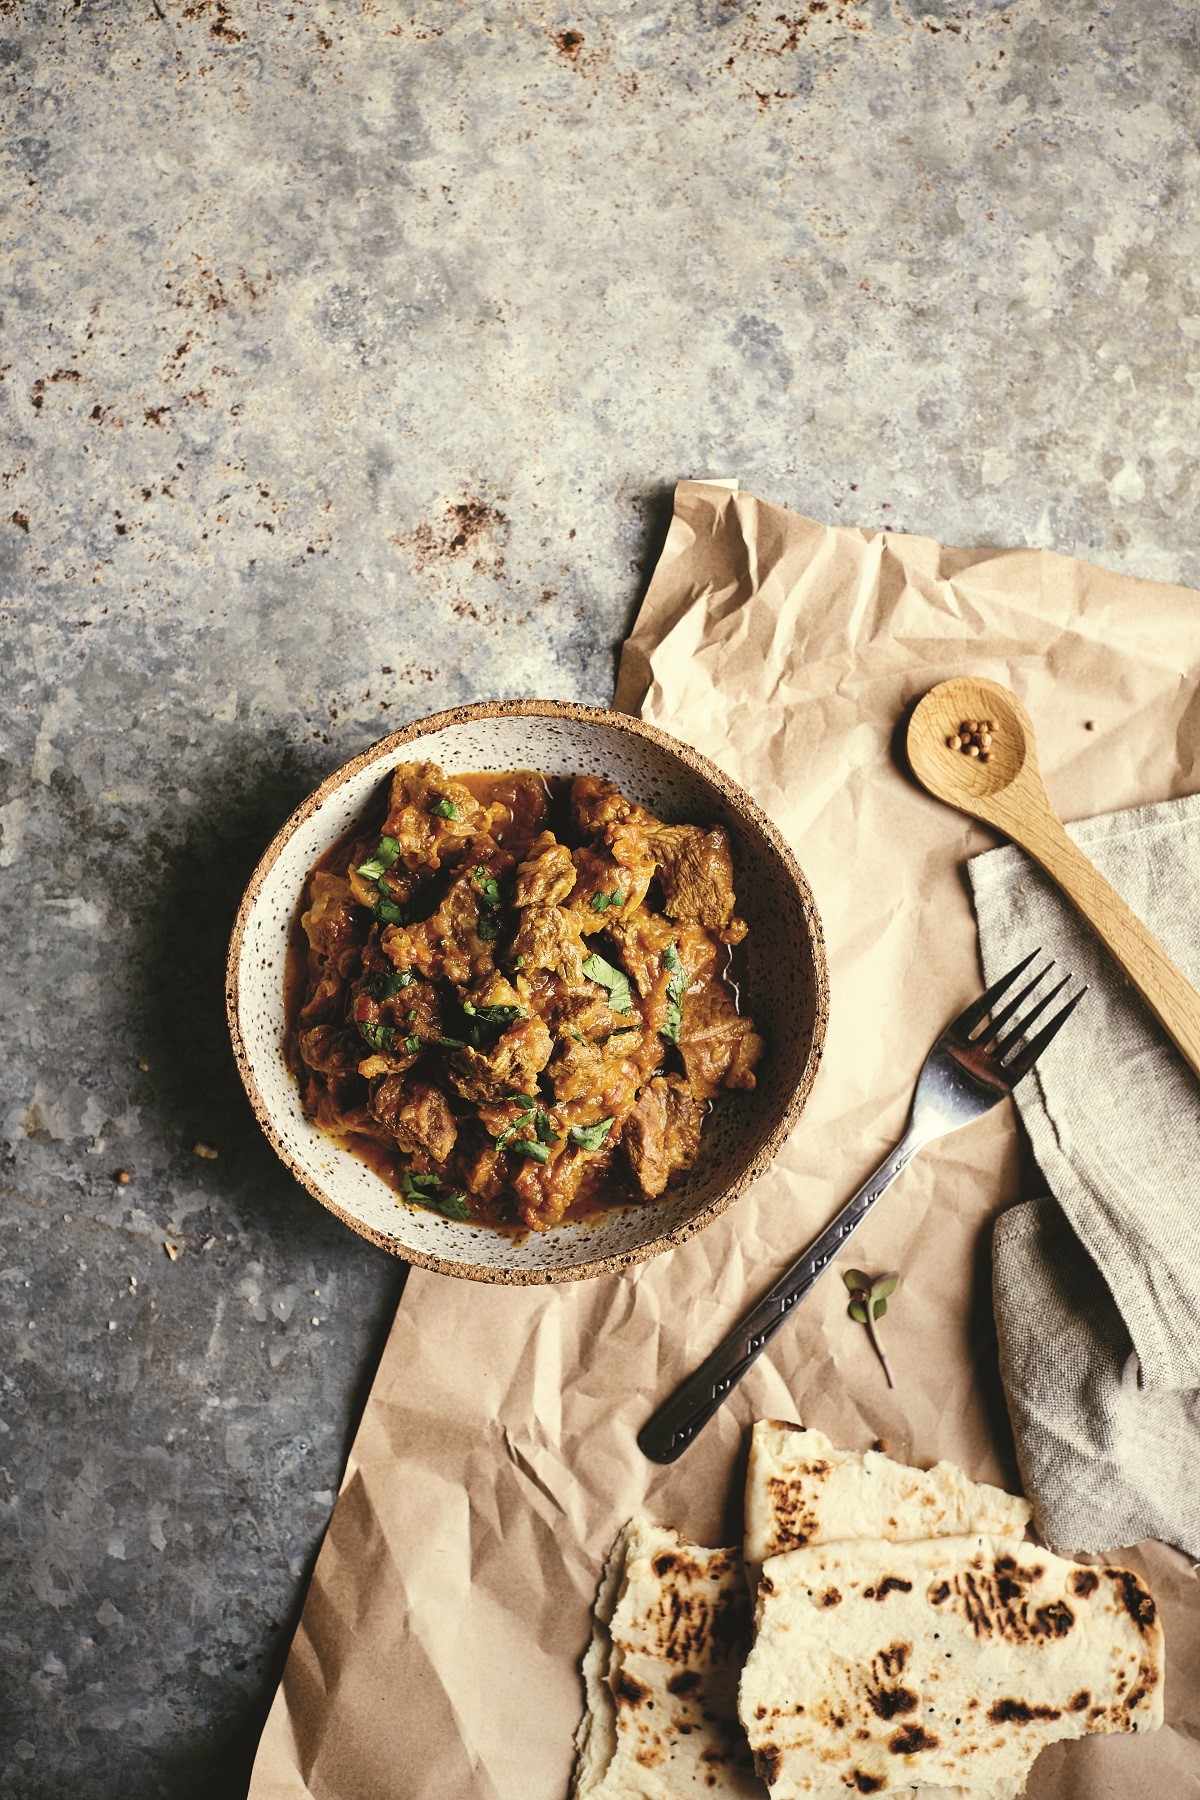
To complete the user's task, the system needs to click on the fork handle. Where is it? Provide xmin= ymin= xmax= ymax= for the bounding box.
xmin=637 ymin=1126 xmax=926 ymax=1464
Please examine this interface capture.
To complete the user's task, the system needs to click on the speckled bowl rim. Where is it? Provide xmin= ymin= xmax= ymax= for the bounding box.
xmin=226 ymin=700 xmax=829 ymax=1284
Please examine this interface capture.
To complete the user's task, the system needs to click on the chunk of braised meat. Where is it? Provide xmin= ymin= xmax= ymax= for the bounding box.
xmin=296 ymin=1024 xmax=361 ymax=1079
xmin=512 ymin=1144 xmax=593 ymax=1233
xmin=303 ymin=1077 xmax=379 ymax=1140
xmin=567 ymin=841 xmax=654 ymax=933
xmin=552 ymin=985 xmax=636 ymax=1044
xmin=649 ymin=823 xmax=748 ymax=944
xmin=569 ymin=774 xmax=647 ymax=838
xmin=370 ymin=1078 xmax=458 ymax=1163
xmin=383 ymin=845 xmax=509 ymax=985
xmin=570 ymin=774 xmax=660 ymax=831
xmin=381 ymin=760 xmax=498 ymax=873
xmin=301 ymin=871 xmax=367 ymax=975
xmin=509 ymin=902 xmax=588 ymax=984
xmin=513 ymin=830 xmax=577 ymax=908
xmin=297 ymin=969 xmax=347 ymax=1029
xmin=623 ymin=1074 xmax=706 ymax=1199
xmin=676 ymin=980 xmax=764 ymax=1098
xmin=606 ymin=909 xmax=712 ymax=1002
xmin=458 ymin=1136 xmax=509 ymax=1205
xmin=448 ymin=1015 xmax=554 ymax=1105
xmin=545 ymin=1020 xmax=658 ymax=1106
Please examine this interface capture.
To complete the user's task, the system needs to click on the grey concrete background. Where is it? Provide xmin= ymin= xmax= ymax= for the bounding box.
xmin=2 ymin=0 xmax=1198 ymax=1793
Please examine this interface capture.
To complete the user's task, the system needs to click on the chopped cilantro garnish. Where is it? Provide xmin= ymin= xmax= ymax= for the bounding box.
xmin=376 ymin=897 xmax=405 ymax=926
xmin=661 ymin=942 xmax=687 ymax=1045
xmin=510 ymin=1139 xmax=551 ymax=1164
xmin=430 ymin=797 xmax=459 ymax=819
xmin=508 ymin=1094 xmax=537 ymax=1110
xmin=590 ymin=887 xmax=625 ymax=913
xmin=473 ymin=866 xmax=502 ymax=905
xmin=476 ymin=914 xmax=500 ymax=941
xmin=534 ymin=1109 xmax=560 ymax=1144
xmin=512 ymin=954 xmax=525 ymax=969
xmin=403 ymin=1035 xmax=421 ymax=1054
xmin=570 ymin=1117 xmax=615 ymax=1151
xmin=582 ymin=951 xmax=632 ymax=1016
xmin=358 ymin=1020 xmax=395 ymax=1051
xmin=373 ymin=968 xmax=415 ymax=999
xmin=401 ymin=1171 xmax=470 ymax=1220
xmin=437 ymin=1035 xmax=467 ymax=1049
xmin=466 ymin=1002 xmax=525 ymax=1028
xmin=355 ymin=836 xmax=401 ymax=881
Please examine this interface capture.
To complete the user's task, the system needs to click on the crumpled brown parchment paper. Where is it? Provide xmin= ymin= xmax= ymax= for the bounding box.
xmin=249 ymin=480 xmax=1200 ymax=1800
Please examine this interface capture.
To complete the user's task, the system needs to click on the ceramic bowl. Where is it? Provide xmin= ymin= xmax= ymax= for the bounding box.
xmin=227 ymin=701 xmax=828 ymax=1283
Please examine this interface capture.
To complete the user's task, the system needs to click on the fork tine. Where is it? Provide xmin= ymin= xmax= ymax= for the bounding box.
xmin=1002 ymin=987 xmax=1088 ymax=1083
xmin=974 ymin=963 xmax=1054 ymax=1046
xmin=954 ymin=948 xmax=1041 ymax=1036
xmin=992 ymin=973 xmax=1072 ymax=1060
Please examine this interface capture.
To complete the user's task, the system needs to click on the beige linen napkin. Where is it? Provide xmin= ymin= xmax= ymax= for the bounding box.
xmin=970 ymin=799 xmax=1200 ymax=1557
xmin=250 ymin=483 xmax=1200 ymax=1800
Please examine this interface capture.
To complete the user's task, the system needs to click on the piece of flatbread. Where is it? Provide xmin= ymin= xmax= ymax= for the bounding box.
xmin=573 ymin=1517 xmax=763 ymax=1798
xmin=574 ymin=1522 xmax=1001 ymax=1800
xmin=739 ymin=1533 xmax=1163 ymax=1797
xmin=744 ymin=1423 xmax=1033 ymax=1569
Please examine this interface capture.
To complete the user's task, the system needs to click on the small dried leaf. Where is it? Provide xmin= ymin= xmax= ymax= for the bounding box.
xmin=843 ymin=1268 xmax=871 ymax=1292
xmin=872 ymin=1273 xmax=900 ymax=1301
xmin=848 ymin=1300 xmax=869 ymax=1324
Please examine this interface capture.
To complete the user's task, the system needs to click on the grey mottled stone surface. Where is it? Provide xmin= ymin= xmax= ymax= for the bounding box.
xmin=2 ymin=0 xmax=1199 ymax=1794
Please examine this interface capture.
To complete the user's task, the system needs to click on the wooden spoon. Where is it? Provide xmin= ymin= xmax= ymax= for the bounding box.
xmin=907 ymin=675 xmax=1200 ymax=1082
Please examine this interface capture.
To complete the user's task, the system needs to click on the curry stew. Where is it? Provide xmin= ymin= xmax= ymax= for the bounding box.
xmin=286 ymin=763 xmax=763 ymax=1234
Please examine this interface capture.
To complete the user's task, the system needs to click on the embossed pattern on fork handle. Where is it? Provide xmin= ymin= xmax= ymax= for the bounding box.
xmin=637 ymin=1130 xmax=925 ymax=1465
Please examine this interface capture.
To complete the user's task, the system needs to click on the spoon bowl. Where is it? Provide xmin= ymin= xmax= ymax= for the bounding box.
xmin=906 ymin=677 xmax=1036 ymax=827
xmin=906 ymin=675 xmax=1200 ymax=1084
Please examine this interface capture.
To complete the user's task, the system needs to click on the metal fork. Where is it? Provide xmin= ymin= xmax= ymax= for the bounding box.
xmin=638 ymin=950 xmax=1085 ymax=1465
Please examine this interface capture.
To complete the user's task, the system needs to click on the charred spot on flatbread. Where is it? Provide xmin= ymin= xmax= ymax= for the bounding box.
xmin=852 ymin=1773 xmax=884 ymax=1794
xmin=1070 ymin=1568 xmax=1100 ymax=1599
xmin=819 ymin=1586 xmax=842 ymax=1607
xmin=927 ymin=1564 xmax=1076 ymax=1641
xmin=1108 ymin=1568 xmax=1158 ymax=1634
xmin=613 ymin=1670 xmax=651 ymax=1706
xmin=867 ymin=1684 xmax=918 ymax=1720
xmin=666 ymin=1668 xmax=701 ymax=1696
xmin=755 ymin=1743 xmax=782 ymax=1785
xmin=988 ymin=1698 xmax=1063 ymax=1724
xmin=887 ymin=1722 xmax=939 ymax=1754
xmin=862 ymin=1576 xmax=912 ymax=1601
xmin=1070 ymin=1689 xmax=1091 ymax=1710
xmin=764 ymin=1474 xmax=819 ymax=1552
xmin=878 ymin=1642 xmax=910 ymax=1676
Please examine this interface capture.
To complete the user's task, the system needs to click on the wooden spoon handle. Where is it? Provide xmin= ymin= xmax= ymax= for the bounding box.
xmin=1020 ymin=811 xmax=1200 ymax=1081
